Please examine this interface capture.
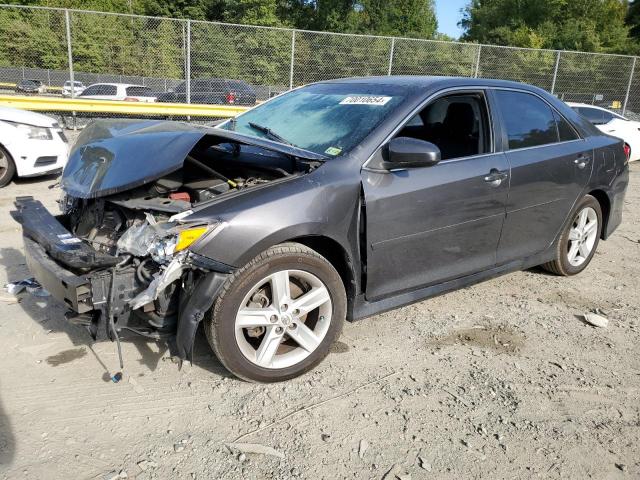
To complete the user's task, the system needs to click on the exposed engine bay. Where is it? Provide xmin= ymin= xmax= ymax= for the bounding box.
xmin=55 ymin=140 xmax=317 ymax=339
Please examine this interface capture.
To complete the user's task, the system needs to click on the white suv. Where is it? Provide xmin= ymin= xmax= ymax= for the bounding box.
xmin=62 ymin=80 xmax=86 ymax=97
xmin=78 ymin=83 xmax=157 ymax=102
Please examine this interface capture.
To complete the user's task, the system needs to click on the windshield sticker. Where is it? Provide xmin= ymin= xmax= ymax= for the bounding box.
xmin=340 ymin=96 xmax=392 ymax=106
xmin=325 ymin=147 xmax=343 ymax=156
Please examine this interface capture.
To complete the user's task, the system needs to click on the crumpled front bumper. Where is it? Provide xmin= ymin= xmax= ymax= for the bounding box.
xmin=12 ymin=196 xmax=230 ymax=361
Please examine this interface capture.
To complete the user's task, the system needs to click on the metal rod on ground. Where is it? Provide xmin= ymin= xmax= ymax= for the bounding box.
xmin=551 ymin=51 xmax=561 ymax=95
xmin=623 ymin=57 xmax=637 ymax=116
xmin=289 ymin=30 xmax=296 ymax=90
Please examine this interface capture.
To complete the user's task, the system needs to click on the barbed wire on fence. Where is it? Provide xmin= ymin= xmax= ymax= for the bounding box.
xmin=0 ymin=3 xmax=638 ymax=114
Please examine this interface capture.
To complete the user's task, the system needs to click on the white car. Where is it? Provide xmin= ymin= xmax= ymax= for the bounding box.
xmin=568 ymin=102 xmax=640 ymax=161
xmin=0 ymin=107 xmax=69 ymax=187
xmin=62 ymin=80 xmax=86 ymax=97
xmin=78 ymin=83 xmax=157 ymax=102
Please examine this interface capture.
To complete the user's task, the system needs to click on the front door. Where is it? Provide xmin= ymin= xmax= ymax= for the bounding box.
xmin=362 ymin=91 xmax=509 ymax=300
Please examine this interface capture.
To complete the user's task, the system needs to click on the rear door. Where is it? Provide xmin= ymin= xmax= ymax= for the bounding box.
xmin=362 ymin=90 xmax=510 ymax=300
xmin=492 ymin=89 xmax=592 ymax=264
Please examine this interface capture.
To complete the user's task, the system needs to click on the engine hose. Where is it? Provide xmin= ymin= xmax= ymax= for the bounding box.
xmin=185 ymin=155 xmax=237 ymax=188
xmin=136 ymin=258 xmax=155 ymax=284
xmin=116 ymin=254 xmax=133 ymax=268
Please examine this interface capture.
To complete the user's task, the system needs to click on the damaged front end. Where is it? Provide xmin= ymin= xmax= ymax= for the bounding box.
xmin=13 ymin=195 xmax=230 ymax=363
xmin=12 ymin=119 xmax=325 ymax=364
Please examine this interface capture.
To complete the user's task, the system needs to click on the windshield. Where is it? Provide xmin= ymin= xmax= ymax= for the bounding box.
xmin=220 ymin=83 xmax=407 ymax=157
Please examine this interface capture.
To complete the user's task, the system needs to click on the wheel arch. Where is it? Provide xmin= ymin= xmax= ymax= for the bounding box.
xmin=288 ymin=235 xmax=358 ymax=321
xmin=587 ymin=188 xmax=611 ymax=239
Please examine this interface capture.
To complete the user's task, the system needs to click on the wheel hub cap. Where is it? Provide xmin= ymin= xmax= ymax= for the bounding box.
xmin=234 ymin=269 xmax=333 ymax=369
xmin=567 ymin=206 xmax=598 ymax=267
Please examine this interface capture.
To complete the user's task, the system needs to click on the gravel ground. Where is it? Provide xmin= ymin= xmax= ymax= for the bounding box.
xmin=0 ymin=160 xmax=638 ymax=480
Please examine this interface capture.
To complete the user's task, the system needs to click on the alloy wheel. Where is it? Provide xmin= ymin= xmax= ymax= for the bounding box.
xmin=567 ymin=206 xmax=598 ymax=267
xmin=0 ymin=148 xmax=7 ymax=177
xmin=234 ymin=269 xmax=332 ymax=369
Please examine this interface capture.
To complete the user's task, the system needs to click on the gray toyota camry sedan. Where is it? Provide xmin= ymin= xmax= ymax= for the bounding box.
xmin=13 ymin=76 xmax=629 ymax=382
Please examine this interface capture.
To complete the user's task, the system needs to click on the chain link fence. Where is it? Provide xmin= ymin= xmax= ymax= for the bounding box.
xmin=0 ymin=3 xmax=639 ymax=115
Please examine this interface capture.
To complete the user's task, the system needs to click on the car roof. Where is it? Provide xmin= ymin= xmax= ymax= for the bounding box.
xmin=566 ymin=102 xmax=612 ymax=111
xmin=87 ymin=83 xmax=149 ymax=88
xmin=318 ymin=75 xmax=542 ymax=90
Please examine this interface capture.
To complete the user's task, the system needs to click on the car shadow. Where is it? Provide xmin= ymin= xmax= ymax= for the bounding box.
xmin=0 ymin=391 xmax=15 ymax=468
xmin=0 ymin=246 xmax=231 ymax=381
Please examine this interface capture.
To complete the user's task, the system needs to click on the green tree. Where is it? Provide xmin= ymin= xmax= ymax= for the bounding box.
xmin=461 ymin=0 xmax=632 ymax=54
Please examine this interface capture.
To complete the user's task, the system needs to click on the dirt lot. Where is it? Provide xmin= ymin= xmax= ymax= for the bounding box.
xmin=0 ymin=163 xmax=638 ymax=480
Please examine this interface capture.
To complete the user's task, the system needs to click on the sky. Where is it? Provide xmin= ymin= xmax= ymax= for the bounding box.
xmin=434 ymin=0 xmax=468 ymax=39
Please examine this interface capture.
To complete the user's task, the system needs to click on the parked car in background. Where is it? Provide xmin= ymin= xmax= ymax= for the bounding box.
xmin=12 ymin=77 xmax=628 ymax=382
xmin=78 ymin=83 xmax=156 ymax=102
xmin=0 ymin=106 xmax=68 ymax=187
xmin=62 ymin=80 xmax=86 ymax=97
xmin=157 ymin=78 xmax=257 ymax=105
xmin=568 ymin=102 xmax=640 ymax=161
xmin=15 ymin=79 xmax=46 ymax=94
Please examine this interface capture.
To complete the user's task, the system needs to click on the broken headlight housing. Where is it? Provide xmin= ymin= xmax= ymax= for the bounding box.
xmin=148 ymin=225 xmax=210 ymax=263
xmin=117 ymin=221 xmax=225 ymax=263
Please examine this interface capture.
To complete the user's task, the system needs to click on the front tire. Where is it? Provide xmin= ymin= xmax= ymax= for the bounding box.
xmin=542 ymin=195 xmax=602 ymax=276
xmin=205 ymin=243 xmax=346 ymax=383
xmin=0 ymin=145 xmax=16 ymax=188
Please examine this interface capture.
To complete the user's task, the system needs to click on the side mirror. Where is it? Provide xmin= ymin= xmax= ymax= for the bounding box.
xmin=383 ymin=137 xmax=441 ymax=169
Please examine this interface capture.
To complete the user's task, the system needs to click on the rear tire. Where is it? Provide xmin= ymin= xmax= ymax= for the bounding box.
xmin=542 ymin=195 xmax=602 ymax=276
xmin=205 ymin=243 xmax=346 ymax=383
xmin=0 ymin=145 xmax=16 ymax=188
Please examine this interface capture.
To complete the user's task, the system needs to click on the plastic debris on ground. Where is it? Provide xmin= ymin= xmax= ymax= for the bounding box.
xmin=5 ymin=278 xmax=50 ymax=297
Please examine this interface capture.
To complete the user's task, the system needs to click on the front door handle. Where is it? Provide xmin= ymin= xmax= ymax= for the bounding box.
xmin=484 ymin=169 xmax=508 ymax=187
xmin=574 ymin=155 xmax=591 ymax=169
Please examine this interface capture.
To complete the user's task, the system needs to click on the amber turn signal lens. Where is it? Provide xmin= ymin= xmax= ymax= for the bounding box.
xmin=175 ymin=226 xmax=208 ymax=252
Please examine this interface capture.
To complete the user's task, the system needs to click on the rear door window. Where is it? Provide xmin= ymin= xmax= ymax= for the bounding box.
xmin=125 ymin=86 xmax=153 ymax=97
xmin=191 ymin=80 xmax=209 ymax=92
xmin=495 ymin=90 xmax=558 ymax=149
xmin=576 ymin=107 xmax=609 ymax=125
xmin=553 ymin=111 xmax=580 ymax=142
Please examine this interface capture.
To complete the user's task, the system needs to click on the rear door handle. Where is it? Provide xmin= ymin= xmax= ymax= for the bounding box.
xmin=484 ymin=169 xmax=508 ymax=187
xmin=574 ymin=155 xmax=591 ymax=169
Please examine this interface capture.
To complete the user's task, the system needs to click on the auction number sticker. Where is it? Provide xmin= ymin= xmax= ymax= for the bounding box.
xmin=340 ymin=95 xmax=392 ymax=106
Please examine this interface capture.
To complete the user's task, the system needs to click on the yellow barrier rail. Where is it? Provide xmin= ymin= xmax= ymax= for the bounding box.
xmin=0 ymin=94 xmax=250 ymax=117
xmin=0 ymin=82 xmax=63 ymax=92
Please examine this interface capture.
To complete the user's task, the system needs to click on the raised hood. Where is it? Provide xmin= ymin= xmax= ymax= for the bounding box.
xmin=61 ymin=119 xmax=326 ymax=199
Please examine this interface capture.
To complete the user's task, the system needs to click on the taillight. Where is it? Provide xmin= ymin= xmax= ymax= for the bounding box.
xmin=624 ymin=143 xmax=631 ymax=161
xmin=123 ymin=97 xmax=139 ymax=102
xmin=226 ymin=91 xmax=236 ymax=104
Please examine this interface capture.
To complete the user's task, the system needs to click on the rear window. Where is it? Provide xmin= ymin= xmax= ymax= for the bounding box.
xmin=82 ymin=84 xmax=117 ymax=96
xmin=576 ymin=107 xmax=616 ymax=125
xmin=226 ymin=80 xmax=251 ymax=92
xmin=125 ymin=86 xmax=153 ymax=97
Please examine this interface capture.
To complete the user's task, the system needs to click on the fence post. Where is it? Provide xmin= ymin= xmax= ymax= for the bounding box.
xmin=388 ymin=37 xmax=395 ymax=75
xmin=550 ymin=51 xmax=561 ymax=95
xmin=64 ymin=9 xmax=74 ymax=98
xmin=289 ymin=30 xmax=296 ymax=90
xmin=474 ymin=44 xmax=482 ymax=78
xmin=185 ymin=19 xmax=191 ymax=104
xmin=623 ymin=56 xmax=637 ymax=116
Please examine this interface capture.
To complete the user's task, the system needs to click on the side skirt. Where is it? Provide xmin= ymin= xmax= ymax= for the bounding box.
xmin=351 ymin=249 xmax=555 ymax=321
